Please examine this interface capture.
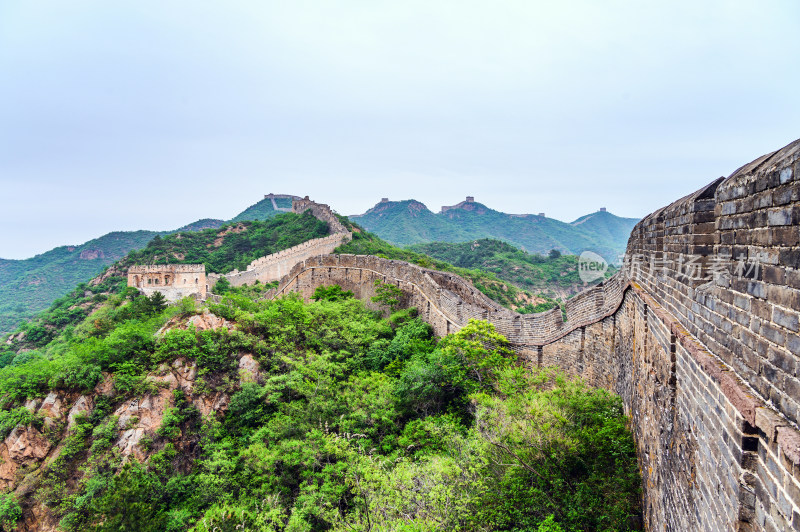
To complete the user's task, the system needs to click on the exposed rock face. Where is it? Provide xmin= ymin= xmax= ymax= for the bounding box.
xmin=172 ymin=358 xmax=197 ymax=392
xmin=67 ymin=396 xmax=93 ymax=427
xmin=193 ymin=392 xmax=231 ymax=418
xmin=88 ymin=265 xmax=122 ymax=287
xmin=0 ymin=425 xmax=52 ymax=490
xmin=238 ymin=354 xmax=260 ymax=383
xmin=5 ymin=331 xmax=25 ymax=345
xmin=79 ymin=249 xmax=105 ymax=260
xmin=113 ymin=390 xmax=172 ymax=462
xmin=157 ymin=310 xmax=233 ymax=336
xmin=37 ymin=392 xmax=63 ymax=431
xmin=5 ymin=426 xmax=51 ymax=463
xmin=212 ymin=223 xmax=247 ymax=247
xmin=94 ymin=373 xmax=114 ymax=397
xmin=187 ymin=310 xmax=233 ymax=331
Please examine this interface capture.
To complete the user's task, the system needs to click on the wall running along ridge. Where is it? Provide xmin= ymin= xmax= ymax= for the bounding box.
xmin=212 ymin=232 xmax=352 ymax=288
xmin=219 ymin=140 xmax=800 ymax=531
xmin=209 ymin=197 xmax=352 ymax=288
xmin=129 ymin=197 xmax=352 ymax=297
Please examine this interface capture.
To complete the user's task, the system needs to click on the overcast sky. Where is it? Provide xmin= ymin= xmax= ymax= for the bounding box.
xmin=1 ymin=1 xmax=798 ymax=259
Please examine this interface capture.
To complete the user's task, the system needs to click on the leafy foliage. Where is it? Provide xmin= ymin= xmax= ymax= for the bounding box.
xmin=371 ymin=279 xmax=404 ymax=312
xmin=0 ymin=493 xmax=22 ymax=531
xmin=0 ymin=269 xmax=642 ymax=530
xmin=312 ymin=285 xmax=354 ymax=302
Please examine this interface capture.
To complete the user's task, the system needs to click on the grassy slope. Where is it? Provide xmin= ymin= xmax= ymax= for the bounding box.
xmin=229 ymin=196 xmax=286 ymax=222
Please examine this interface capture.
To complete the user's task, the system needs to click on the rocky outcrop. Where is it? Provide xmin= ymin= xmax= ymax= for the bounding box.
xmin=113 ymin=390 xmax=172 ymax=462
xmin=79 ymin=249 xmax=105 ymax=260
xmin=0 ymin=425 xmax=52 ymax=490
xmin=187 ymin=310 xmax=233 ymax=331
xmin=238 ymin=354 xmax=260 ymax=383
xmin=67 ymin=396 xmax=92 ymax=428
xmin=88 ymin=265 xmax=122 ymax=287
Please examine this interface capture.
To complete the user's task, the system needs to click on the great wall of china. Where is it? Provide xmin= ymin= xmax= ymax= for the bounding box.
xmin=130 ymin=139 xmax=800 ymax=531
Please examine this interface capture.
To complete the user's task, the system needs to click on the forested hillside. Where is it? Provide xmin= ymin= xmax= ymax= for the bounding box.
xmin=0 ymin=231 xmax=159 ymax=336
xmin=350 ymin=199 xmax=638 ymax=262
xmin=0 ymin=274 xmax=642 ymax=530
xmin=0 ymin=197 xmax=300 ymax=336
xmin=123 ymin=212 xmax=328 ymax=274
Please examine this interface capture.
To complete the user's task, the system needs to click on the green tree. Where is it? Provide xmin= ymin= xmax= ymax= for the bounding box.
xmin=0 ymin=493 xmax=22 ymax=531
xmin=213 ymin=276 xmax=231 ymax=294
xmin=371 ymin=279 xmax=404 ymax=312
xmin=437 ymin=319 xmax=515 ymax=392
xmin=312 ymin=284 xmax=354 ymax=302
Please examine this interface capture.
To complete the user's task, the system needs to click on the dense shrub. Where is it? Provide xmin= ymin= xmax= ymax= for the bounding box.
xmin=0 ymin=280 xmax=641 ymax=531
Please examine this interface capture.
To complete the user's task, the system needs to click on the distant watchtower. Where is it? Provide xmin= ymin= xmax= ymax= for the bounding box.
xmin=441 ymin=196 xmax=476 ymax=213
xmin=128 ymin=264 xmax=207 ymax=302
xmin=381 ymin=198 xmax=389 ymax=203
xmin=600 ymin=207 xmax=607 ymax=212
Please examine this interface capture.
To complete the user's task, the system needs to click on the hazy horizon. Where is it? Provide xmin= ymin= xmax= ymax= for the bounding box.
xmin=2 ymin=1 xmax=798 ymax=259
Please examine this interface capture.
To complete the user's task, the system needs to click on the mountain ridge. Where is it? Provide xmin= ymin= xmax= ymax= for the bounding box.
xmin=350 ymin=198 xmax=639 ymax=262
xmin=0 ymin=196 xmax=296 ymax=335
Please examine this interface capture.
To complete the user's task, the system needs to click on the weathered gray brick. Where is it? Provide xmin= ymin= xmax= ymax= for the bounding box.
xmin=774 ymin=307 xmax=800 ymax=333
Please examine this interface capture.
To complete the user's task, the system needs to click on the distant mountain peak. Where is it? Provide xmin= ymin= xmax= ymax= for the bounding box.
xmin=351 ymin=196 xmax=640 ymax=263
xmin=570 ymin=209 xmax=638 ymax=226
xmin=363 ymin=199 xmax=432 ymax=218
xmin=440 ymin=197 xmax=500 ymax=217
xmin=440 ymin=196 xmax=485 ymax=214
